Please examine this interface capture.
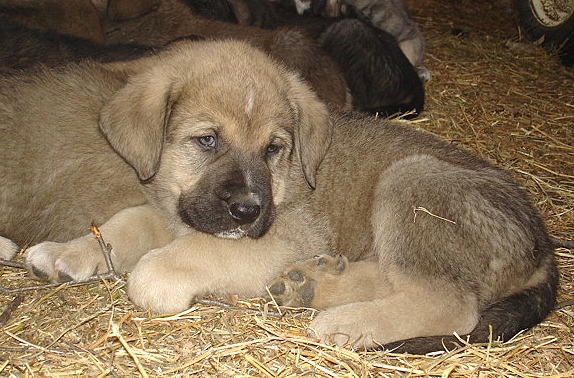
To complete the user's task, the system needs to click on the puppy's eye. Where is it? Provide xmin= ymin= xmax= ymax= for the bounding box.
xmin=197 ymin=135 xmax=217 ymax=149
xmin=266 ymin=143 xmax=281 ymax=155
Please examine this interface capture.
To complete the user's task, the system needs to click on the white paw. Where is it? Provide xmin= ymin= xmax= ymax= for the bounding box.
xmin=26 ymin=242 xmax=61 ymax=281
xmin=416 ymin=66 xmax=432 ymax=83
xmin=0 ymin=236 xmax=19 ymax=260
xmin=26 ymin=238 xmax=105 ymax=282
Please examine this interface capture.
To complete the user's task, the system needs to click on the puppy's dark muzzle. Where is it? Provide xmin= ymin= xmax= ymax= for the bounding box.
xmin=177 ymin=164 xmax=275 ymax=238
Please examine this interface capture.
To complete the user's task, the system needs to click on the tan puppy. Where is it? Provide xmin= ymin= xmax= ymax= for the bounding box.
xmin=0 ymin=39 xmax=556 ymax=354
xmin=0 ymin=38 xmax=329 ymax=264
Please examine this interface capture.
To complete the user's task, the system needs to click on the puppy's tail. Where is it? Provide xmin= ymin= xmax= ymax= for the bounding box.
xmin=383 ymin=256 xmax=559 ymax=355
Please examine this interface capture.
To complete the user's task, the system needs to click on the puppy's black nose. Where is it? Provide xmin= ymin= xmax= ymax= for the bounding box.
xmin=229 ymin=202 xmax=260 ymax=224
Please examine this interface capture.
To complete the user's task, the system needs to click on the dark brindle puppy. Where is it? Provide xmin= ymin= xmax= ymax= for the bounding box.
xmin=0 ymin=39 xmax=556 ymax=354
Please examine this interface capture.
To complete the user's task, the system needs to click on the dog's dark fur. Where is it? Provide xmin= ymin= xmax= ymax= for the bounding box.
xmin=184 ymin=0 xmax=424 ymax=116
xmin=319 ymin=18 xmax=423 ymax=115
xmin=0 ymin=0 xmax=105 ymax=42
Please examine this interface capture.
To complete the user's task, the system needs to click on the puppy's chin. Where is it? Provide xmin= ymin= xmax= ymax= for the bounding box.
xmin=215 ymin=222 xmax=267 ymax=239
xmin=169 ymin=222 xmax=250 ymax=240
xmin=215 ymin=228 xmax=249 ymax=240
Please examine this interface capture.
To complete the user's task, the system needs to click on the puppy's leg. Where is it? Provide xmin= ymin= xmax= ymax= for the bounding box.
xmin=268 ymin=254 xmax=392 ymax=309
xmin=0 ymin=236 xmax=19 ymax=260
xmin=126 ymin=230 xmax=322 ymax=313
xmin=309 ymin=275 xmax=479 ymax=349
xmin=26 ymin=204 xmax=173 ymax=282
xmin=268 ymin=255 xmax=479 ymax=349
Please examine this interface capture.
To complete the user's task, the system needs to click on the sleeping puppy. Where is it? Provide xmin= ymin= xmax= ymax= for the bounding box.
xmin=318 ymin=17 xmax=424 ymax=115
xmin=0 ymin=39 xmax=556 ymax=354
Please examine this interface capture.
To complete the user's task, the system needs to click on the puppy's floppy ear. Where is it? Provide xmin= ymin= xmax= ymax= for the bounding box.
xmin=99 ymin=71 xmax=179 ymax=181
xmin=287 ymin=72 xmax=332 ymax=189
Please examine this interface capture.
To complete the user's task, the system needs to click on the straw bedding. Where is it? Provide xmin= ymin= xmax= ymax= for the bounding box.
xmin=1 ymin=0 xmax=572 ymax=376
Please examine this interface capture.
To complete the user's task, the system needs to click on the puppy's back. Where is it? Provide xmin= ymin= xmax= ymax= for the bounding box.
xmin=0 ymin=63 xmax=144 ymax=244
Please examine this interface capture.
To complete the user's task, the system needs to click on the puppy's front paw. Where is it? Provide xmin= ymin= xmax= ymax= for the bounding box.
xmin=268 ymin=254 xmax=347 ymax=308
xmin=127 ymin=249 xmax=196 ymax=314
xmin=26 ymin=238 xmax=105 ymax=282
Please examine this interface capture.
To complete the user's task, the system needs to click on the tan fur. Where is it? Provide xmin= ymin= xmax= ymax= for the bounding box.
xmin=0 ymin=236 xmax=19 ymax=259
xmin=0 ymin=39 xmax=332 ymax=286
xmin=1 ymin=39 xmax=555 ymax=351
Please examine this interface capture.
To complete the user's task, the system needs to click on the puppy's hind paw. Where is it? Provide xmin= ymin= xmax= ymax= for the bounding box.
xmin=267 ymin=254 xmax=348 ymax=308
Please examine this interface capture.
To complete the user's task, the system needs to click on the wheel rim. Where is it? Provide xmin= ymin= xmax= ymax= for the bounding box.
xmin=528 ymin=0 xmax=574 ymax=27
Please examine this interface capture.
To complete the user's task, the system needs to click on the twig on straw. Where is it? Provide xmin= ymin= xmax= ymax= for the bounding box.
xmin=0 ymin=294 xmax=24 ymax=326
xmin=90 ymin=223 xmax=121 ymax=281
xmin=0 ymin=259 xmax=26 ymax=269
xmin=195 ymin=298 xmax=283 ymax=318
xmin=556 ymin=299 xmax=574 ymax=309
xmin=0 ymin=273 xmax=125 ymax=294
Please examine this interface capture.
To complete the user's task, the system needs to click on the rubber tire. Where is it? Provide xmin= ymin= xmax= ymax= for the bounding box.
xmin=513 ymin=0 xmax=574 ymax=66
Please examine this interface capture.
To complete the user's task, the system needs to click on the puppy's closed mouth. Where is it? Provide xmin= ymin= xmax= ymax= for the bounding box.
xmin=215 ymin=226 xmax=250 ymax=239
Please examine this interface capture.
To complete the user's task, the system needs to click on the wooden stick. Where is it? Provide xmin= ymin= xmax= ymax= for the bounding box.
xmin=90 ymin=223 xmax=121 ymax=280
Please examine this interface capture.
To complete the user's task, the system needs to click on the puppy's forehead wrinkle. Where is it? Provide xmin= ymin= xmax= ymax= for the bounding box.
xmin=245 ymin=90 xmax=256 ymax=119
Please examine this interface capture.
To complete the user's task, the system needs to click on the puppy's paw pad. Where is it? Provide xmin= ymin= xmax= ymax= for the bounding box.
xmin=268 ymin=255 xmax=349 ymax=308
xmin=55 ymin=269 xmax=75 ymax=283
xmin=30 ymin=264 xmax=51 ymax=281
xmin=268 ymin=270 xmax=318 ymax=307
xmin=314 ymin=254 xmax=347 ymax=273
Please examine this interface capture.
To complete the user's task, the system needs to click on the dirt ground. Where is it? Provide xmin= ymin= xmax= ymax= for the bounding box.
xmin=1 ymin=0 xmax=572 ymax=376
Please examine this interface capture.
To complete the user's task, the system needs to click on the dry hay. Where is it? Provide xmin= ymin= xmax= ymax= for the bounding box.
xmin=1 ymin=0 xmax=573 ymax=376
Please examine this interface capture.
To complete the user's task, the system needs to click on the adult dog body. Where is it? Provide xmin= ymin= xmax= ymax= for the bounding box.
xmin=0 ymin=40 xmax=557 ymax=353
